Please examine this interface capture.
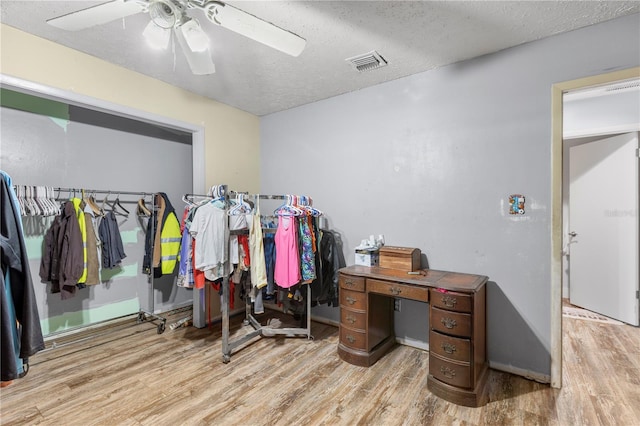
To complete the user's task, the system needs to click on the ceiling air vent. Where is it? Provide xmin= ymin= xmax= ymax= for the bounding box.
xmin=346 ymin=50 xmax=388 ymax=72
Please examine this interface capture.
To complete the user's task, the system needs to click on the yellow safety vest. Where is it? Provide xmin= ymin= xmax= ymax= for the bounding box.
xmin=71 ymin=198 xmax=88 ymax=283
xmin=160 ymin=211 xmax=181 ymax=275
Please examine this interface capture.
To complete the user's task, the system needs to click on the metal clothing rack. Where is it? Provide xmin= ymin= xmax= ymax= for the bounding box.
xmin=52 ymin=187 xmax=167 ymax=334
xmin=185 ymin=187 xmax=315 ymax=363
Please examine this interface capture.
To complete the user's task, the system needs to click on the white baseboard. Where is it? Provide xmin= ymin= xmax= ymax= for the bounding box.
xmin=489 ymin=361 xmax=551 ymax=384
xmin=310 ymin=315 xmax=339 ymax=327
xmin=396 ymin=336 xmax=429 ymax=351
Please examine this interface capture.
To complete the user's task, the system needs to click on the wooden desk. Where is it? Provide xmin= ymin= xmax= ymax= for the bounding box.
xmin=338 ymin=265 xmax=489 ymax=407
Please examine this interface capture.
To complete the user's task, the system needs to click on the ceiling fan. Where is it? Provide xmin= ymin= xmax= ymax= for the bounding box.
xmin=46 ymin=0 xmax=307 ymax=75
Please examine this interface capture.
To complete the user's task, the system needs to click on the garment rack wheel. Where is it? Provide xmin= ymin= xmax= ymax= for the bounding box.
xmin=157 ymin=320 xmax=166 ymax=334
xmin=137 ymin=312 xmax=146 ymax=323
xmin=222 ymin=354 xmax=230 ymax=363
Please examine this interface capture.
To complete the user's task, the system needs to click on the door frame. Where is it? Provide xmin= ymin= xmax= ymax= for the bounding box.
xmin=550 ymin=66 xmax=640 ymax=388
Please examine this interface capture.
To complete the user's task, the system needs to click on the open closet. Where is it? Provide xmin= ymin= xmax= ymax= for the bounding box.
xmin=0 ymin=84 xmax=197 ymax=351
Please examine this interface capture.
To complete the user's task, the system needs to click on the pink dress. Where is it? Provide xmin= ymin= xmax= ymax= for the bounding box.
xmin=274 ymin=215 xmax=301 ymax=288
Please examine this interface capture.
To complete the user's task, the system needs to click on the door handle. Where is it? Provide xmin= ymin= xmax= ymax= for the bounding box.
xmin=569 ymin=231 xmax=577 ymax=237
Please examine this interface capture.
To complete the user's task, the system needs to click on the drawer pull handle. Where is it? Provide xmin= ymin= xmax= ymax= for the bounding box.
xmin=442 ymin=295 xmax=457 ymax=308
xmin=441 ymin=317 xmax=457 ymax=329
xmin=441 ymin=342 xmax=457 ymax=354
xmin=440 ymin=366 xmax=456 ymax=379
xmin=345 ymin=280 xmax=355 ymax=287
xmin=390 ymin=287 xmax=402 ymax=295
xmin=346 ymin=334 xmax=356 ymax=344
xmin=346 ymin=315 xmax=356 ymax=324
xmin=346 ymin=296 xmax=357 ymax=305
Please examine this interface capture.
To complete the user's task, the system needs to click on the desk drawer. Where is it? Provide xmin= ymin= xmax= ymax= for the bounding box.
xmin=430 ymin=353 xmax=472 ymax=388
xmin=430 ymin=330 xmax=471 ymax=363
xmin=430 ymin=289 xmax=472 ymax=313
xmin=431 ymin=307 xmax=472 ymax=337
xmin=341 ymin=309 xmax=366 ymax=330
xmin=367 ymin=279 xmax=429 ymax=302
xmin=340 ymin=289 xmax=366 ymax=310
xmin=340 ymin=326 xmax=367 ymax=350
xmin=340 ymin=275 xmax=365 ymax=292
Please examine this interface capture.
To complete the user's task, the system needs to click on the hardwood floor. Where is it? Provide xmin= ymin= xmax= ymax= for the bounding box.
xmin=1 ymin=308 xmax=639 ymax=425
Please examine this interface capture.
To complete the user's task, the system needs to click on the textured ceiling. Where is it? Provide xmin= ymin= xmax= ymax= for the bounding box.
xmin=1 ymin=1 xmax=639 ymax=116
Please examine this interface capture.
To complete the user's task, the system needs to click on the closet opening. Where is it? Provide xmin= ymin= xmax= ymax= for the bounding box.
xmin=0 ymin=73 xmax=206 ymax=339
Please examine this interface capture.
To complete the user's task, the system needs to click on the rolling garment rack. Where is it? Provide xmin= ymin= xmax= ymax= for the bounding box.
xmin=51 ymin=187 xmax=167 ymax=334
xmin=184 ymin=186 xmax=315 ymax=363
xmin=223 ymin=192 xmax=314 ymax=363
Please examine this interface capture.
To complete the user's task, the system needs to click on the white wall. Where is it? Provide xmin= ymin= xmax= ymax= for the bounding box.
xmin=260 ymin=13 xmax=640 ymax=379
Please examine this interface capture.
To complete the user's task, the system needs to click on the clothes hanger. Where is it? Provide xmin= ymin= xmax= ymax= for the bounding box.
xmin=91 ymin=191 xmax=105 ymax=216
xmin=16 ymin=186 xmax=26 ymax=216
xmin=291 ymin=195 xmax=306 ymax=216
xmin=209 ymin=185 xmax=227 ymax=208
xmin=82 ymin=189 xmax=103 ymax=216
xmin=41 ymin=186 xmax=56 ymax=216
xmin=101 ymin=191 xmax=112 ymax=214
xmin=35 ymin=186 xmax=53 ymax=216
xmin=182 ymin=193 xmax=195 ymax=206
xmin=299 ymin=195 xmax=322 ymax=217
xmin=228 ymin=193 xmax=252 ymax=215
xmin=274 ymin=194 xmax=304 ymax=216
xmin=108 ymin=193 xmax=130 ymax=217
xmin=27 ymin=186 xmax=41 ymax=216
xmin=137 ymin=195 xmax=152 ymax=217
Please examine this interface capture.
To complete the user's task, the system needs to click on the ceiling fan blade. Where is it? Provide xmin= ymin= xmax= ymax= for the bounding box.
xmin=174 ymin=28 xmax=216 ymax=75
xmin=205 ymin=3 xmax=306 ymax=57
xmin=47 ymin=0 xmax=146 ymax=31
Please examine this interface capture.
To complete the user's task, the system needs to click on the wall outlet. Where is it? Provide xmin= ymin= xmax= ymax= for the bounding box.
xmin=394 ymin=299 xmax=401 ymax=312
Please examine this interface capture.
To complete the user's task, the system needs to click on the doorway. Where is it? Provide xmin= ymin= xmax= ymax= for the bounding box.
xmin=566 ymin=132 xmax=639 ymax=325
xmin=550 ymin=67 xmax=640 ymax=388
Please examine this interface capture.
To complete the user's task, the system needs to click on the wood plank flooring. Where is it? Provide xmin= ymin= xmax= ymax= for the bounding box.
xmin=1 ymin=308 xmax=639 ymax=425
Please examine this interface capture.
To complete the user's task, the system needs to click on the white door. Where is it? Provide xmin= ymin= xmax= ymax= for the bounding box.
xmin=569 ymin=132 xmax=639 ymax=326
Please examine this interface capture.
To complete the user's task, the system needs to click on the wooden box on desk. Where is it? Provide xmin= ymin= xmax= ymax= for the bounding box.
xmin=378 ymin=246 xmax=421 ymax=271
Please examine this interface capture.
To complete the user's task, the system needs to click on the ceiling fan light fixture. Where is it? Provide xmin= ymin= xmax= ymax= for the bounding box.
xmin=180 ymin=19 xmax=209 ymax=52
xmin=148 ymin=0 xmax=181 ymax=29
xmin=142 ymin=21 xmax=171 ymax=50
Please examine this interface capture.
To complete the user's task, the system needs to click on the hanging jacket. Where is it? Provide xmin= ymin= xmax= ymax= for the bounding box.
xmin=310 ymin=227 xmax=345 ymax=307
xmin=1 ymin=173 xmax=45 ymax=381
xmin=143 ymin=193 xmax=181 ymax=278
xmin=98 ymin=211 xmax=126 ymax=269
xmin=39 ymin=213 xmax=62 ymax=288
xmin=56 ymin=201 xmax=84 ymax=299
xmin=39 ymin=201 xmax=82 ymax=298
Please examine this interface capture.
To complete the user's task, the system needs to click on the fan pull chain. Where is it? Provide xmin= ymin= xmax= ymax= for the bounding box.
xmin=171 ymin=32 xmax=177 ymax=72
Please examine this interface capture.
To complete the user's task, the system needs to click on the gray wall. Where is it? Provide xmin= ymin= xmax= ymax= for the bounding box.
xmin=260 ymin=13 xmax=640 ymax=378
xmin=1 ymin=101 xmax=193 ymax=335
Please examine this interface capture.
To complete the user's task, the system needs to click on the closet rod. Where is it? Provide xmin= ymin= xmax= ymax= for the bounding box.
xmin=184 ymin=192 xmax=288 ymax=200
xmin=54 ymin=187 xmax=153 ymax=197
